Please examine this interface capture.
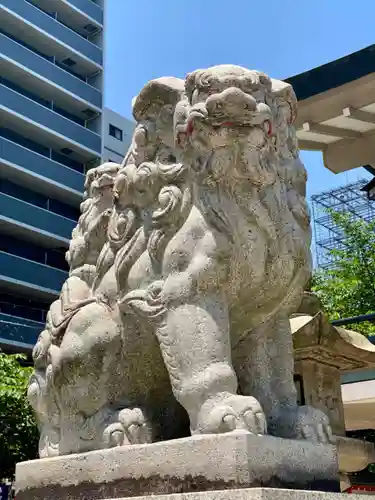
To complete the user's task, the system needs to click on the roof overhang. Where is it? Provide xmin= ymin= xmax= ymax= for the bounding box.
xmin=286 ymin=45 xmax=375 ymax=173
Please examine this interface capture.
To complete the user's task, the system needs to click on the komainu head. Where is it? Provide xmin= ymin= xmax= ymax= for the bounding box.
xmin=174 ymin=65 xmax=299 ymax=186
xmin=132 ymin=76 xmax=185 ymax=155
xmin=174 ymin=66 xmax=272 ymax=152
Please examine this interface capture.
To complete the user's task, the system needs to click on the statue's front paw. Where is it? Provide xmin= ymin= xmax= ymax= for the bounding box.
xmin=195 ymin=394 xmax=267 ymax=436
xmin=120 ymin=281 xmax=166 ymax=319
xmin=295 ymin=405 xmax=333 ymax=444
xmin=102 ymin=408 xmax=152 ymax=448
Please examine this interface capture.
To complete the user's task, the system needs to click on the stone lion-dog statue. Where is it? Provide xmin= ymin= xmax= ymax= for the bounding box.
xmin=28 ymin=65 xmax=332 ymax=457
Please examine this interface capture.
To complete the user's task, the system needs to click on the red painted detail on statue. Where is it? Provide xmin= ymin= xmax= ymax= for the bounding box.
xmin=265 ymin=120 xmax=272 ymax=136
xmin=186 ymin=120 xmax=194 ymax=136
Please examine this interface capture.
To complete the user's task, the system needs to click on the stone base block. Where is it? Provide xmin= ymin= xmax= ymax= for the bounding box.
xmin=105 ymin=488 xmax=374 ymax=500
xmin=15 ymin=432 xmax=339 ymax=500
xmin=337 ymin=436 xmax=375 ymax=473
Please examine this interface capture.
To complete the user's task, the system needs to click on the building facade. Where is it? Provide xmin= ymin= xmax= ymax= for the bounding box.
xmin=101 ymin=107 xmax=135 ymax=164
xmin=0 ymin=0 xmax=133 ymax=352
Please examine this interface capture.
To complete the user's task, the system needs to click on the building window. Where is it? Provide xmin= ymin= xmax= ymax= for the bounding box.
xmin=0 ymin=292 xmax=49 ymax=323
xmin=109 ymin=124 xmax=123 ymax=141
xmin=0 ymin=179 xmax=80 ymax=221
xmin=0 ymin=234 xmax=69 ymax=272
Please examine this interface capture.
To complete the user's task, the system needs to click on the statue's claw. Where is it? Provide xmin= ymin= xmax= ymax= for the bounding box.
xmin=273 ymin=405 xmax=334 ymax=444
xmin=194 ymin=394 xmax=267 ymax=436
xmin=296 ymin=406 xmax=333 ymax=444
xmin=102 ymin=408 xmax=151 ymax=448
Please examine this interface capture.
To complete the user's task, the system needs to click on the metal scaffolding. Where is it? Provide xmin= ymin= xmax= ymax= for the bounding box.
xmin=311 ymin=179 xmax=375 ymax=268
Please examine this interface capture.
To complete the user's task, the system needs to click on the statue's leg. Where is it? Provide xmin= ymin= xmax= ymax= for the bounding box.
xmin=50 ymin=303 xmax=151 ymax=454
xmin=269 ymin=314 xmax=332 ymax=442
xmin=154 ymin=293 xmax=266 ymax=435
xmin=122 ymin=225 xmax=266 ymax=437
xmin=28 ymin=369 xmax=61 ymax=457
xmin=233 ymin=314 xmax=332 ymax=443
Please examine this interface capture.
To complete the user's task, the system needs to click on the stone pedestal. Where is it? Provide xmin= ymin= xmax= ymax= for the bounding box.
xmin=102 ymin=488 xmax=374 ymax=500
xmin=15 ymin=432 xmax=340 ymax=500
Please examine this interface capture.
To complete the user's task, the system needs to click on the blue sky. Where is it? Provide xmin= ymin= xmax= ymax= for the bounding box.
xmin=104 ymin=0 xmax=375 ymax=199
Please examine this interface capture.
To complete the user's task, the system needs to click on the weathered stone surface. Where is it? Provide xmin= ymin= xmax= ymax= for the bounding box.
xmin=292 ymin=312 xmax=375 ymax=372
xmin=291 ymin=297 xmax=375 ymax=485
xmin=337 ymin=436 xmax=375 ymax=473
xmin=26 ymin=65 xmax=332 ymax=458
xmin=292 ymin=302 xmax=375 ymax=437
xmin=102 ymin=489 xmax=373 ymax=500
xmin=15 ymin=433 xmax=339 ymax=500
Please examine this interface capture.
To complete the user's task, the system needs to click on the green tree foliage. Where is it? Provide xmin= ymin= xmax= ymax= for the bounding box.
xmin=0 ymin=352 xmax=38 ymax=480
xmin=312 ymin=210 xmax=375 ymax=336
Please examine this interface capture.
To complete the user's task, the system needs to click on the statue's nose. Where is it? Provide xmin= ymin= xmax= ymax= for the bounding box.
xmin=206 ymin=87 xmax=257 ymax=113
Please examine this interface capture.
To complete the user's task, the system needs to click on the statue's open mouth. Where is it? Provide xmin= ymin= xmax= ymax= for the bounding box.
xmin=186 ymin=118 xmax=241 ymax=135
xmin=186 ymin=113 xmax=272 ymax=137
xmin=212 ymin=121 xmax=238 ymax=129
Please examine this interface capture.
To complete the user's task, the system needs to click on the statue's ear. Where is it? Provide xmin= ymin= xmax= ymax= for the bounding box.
xmin=185 ymin=71 xmax=198 ymax=103
xmin=174 ymin=100 xmax=190 ymax=149
xmin=271 ymin=78 xmax=298 ymax=124
xmin=133 ymin=77 xmax=185 ymax=123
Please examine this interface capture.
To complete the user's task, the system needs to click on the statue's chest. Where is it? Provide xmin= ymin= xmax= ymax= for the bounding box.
xmin=226 ymin=194 xmax=298 ymax=300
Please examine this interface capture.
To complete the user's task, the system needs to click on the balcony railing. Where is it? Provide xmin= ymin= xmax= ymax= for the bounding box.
xmin=0 ymin=313 xmax=42 ymax=347
xmin=2 ymin=0 xmax=103 ymax=66
xmin=0 ymin=84 xmax=101 ymax=154
xmin=70 ymin=0 xmax=103 ymax=23
xmin=0 ymin=193 xmax=76 ymax=241
xmin=0 ymin=251 xmax=66 ymax=295
xmin=0 ymin=32 xmax=102 ymax=108
xmin=26 ymin=0 xmax=103 ymax=34
xmin=0 ymin=136 xmax=85 ymax=197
